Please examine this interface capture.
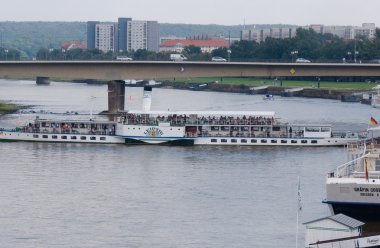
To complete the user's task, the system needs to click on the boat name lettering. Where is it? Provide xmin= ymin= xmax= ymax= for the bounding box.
xmin=144 ymin=127 xmax=163 ymax=137
xmin=367 ymin=238 xmax=380 ymax=245
xmin=354 ymin=187 xmax=380 ymax=193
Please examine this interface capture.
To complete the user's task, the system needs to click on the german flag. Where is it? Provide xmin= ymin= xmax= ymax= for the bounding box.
xmin=370 ymin=117 xmax=378 ymax=126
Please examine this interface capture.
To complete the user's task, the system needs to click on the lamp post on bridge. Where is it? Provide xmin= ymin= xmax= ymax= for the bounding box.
xmin=291 ymin=50 xmax=298 ymax=63
xmin=227 ymin=49 xmax=231 ymax=62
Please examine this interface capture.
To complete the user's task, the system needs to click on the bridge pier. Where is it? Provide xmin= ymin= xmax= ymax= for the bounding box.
xmin=108 ymin=80 xmax=125 ymax=114
xmin=36 ymin=76 xmax=50 ymax=85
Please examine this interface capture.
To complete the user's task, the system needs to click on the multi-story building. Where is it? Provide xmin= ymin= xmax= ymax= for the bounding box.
xmin=118 ymin=17 xmax=132 ymax=52
xmin=309 ymin=23 xmax=376 ymax=40
xmin=87 ymin=18 xmax=159 ymax=53
xmin=241 ymin=23 xmax=376 ymax=42
xmin=86 ymin=21 xmax=99 ymax=49
xmin=95 ymin=23 xmax=117 ymax=52
xmin=241 ymin=27 xmax=297 ymax=43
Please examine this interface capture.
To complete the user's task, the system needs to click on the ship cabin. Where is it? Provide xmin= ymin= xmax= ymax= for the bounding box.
xmin=20 ymin=118 xmax=116 ymax=135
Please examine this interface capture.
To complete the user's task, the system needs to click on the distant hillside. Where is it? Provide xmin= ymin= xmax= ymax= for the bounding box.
xmin=0 ymin=22 xmax=296 ymax=58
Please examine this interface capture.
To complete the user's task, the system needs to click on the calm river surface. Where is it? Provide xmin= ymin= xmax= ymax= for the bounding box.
xmin=0 ymin=79 xmax=378 ymax=248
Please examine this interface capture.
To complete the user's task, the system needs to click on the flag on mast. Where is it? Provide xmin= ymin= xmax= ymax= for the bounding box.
xmin=370 ymin=117 xmax=378 ymax=126
xmin=297 ymin=177 xmax=302 ymax=211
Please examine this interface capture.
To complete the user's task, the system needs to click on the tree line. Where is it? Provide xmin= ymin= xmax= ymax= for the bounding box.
xmin=5 ymin=28 xmax=380 ymax=62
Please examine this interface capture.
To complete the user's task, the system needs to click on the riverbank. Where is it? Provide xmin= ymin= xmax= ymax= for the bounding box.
xmin=159 ymin=80 xmax=371 ymax=101
xmin=0 ymin=102 xmax=21 ymax=116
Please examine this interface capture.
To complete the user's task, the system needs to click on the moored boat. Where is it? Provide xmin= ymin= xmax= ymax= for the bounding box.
xmin=323 ymin=139 xmax=380 ymax=221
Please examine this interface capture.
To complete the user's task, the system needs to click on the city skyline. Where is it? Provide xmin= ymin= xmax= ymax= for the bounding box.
xmin=1 ymin=0 xmax=379 ymax=26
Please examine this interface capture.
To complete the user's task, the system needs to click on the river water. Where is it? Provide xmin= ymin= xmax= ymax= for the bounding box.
xmin=0 ymin=79 xmax=378 ymax=248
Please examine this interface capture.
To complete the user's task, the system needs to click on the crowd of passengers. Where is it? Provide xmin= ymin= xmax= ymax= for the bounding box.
xmin=19 ymin=122 xmax=116 ymax=135
xmin=123 ymin=114 xmax=276 ymax=126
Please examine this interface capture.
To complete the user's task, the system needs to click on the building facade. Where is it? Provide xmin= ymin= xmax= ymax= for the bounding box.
xmin=95 ymin=23 xmax=117 ymax=52
xmin=87 ymin=18 xmax=159 ymax=53
xmin=86 ymin=21 xmax=99 ymax=49
xmin=241 ymin=23 xmax=376 ymax=42
xmin=241 ymin=27 xmax=298 ymax=43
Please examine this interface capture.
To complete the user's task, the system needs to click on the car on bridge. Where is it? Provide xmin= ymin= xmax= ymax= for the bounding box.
xmin=211 ymin=56 xmax=227 ymax=62
xmin=296 ymin=58 xmax=311 ymax=63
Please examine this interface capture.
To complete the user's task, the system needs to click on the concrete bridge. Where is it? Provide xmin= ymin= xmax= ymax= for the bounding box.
xmin=1 ymin=61 xmax=380 ymax=80
xmin=2 ymin=61 xmax=380 ymax=113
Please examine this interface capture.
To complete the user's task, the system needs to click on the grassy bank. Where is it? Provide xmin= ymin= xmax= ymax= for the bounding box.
xmin=0 ymin=102 xmax=20 ymax=115
xmin=160 ymin=77 xmax=377 ymax=91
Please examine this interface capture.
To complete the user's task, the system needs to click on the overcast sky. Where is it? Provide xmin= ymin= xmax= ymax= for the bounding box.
xmin=1 ymin=0 xmax=379 ymax=26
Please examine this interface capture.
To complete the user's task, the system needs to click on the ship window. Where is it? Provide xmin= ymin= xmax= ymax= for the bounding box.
xmin=211 ymin=139 xmax=217 ymax=143
xmin=231 ymin=139 xmax=237 ymax=143
xmin=62 ymin=136 xmax=67 ymax=140
xmin=251 ymin=127 xmax=260 ymax=131
xmin=291 ymin=140 xmax=297 ymax=144
xmin=90 ymin=137 xmax=96 ymax=140
xmin=251 ymin=139 xmax=257 ymax=143
xmin=52 ymin=135 xmax=58 ymax=139
xmin=301 ymin=140 xmax=307 ymax=144
xmin=33 ymin=134 xmax=39 ymax=138
xmin=281 ymin=140 xmax=287 ymax=144
xmin=271 ymin=140 xmax=277 ymax=143
xmin=306 ymin=127 xmax=320 ymax=132
xmin=100 ymin=137 xmax=106 ymax=141
xmin=80 ymin=136 xmax=87 ymax=140
xmin=42 ymin=135 xmax=48 ymax=139
xmin=376 ymin=160 xmax=380 ymax=171
xmin=241 ymin=139 xmax=247 ymax=143
xmin=221 ymin=139 xmax=227 ymax=143
xmin=321 ymin=127 xmax=330 ymax=132
xmin=71 ymin=136 xmax=77 ymax=140
xmin=272 ymin=126 xmax=281 ymax=131
xmin=261 ymin=139 xmax=267 ymax=143
xmin=311 ymin=140 xmax=318 ymax=144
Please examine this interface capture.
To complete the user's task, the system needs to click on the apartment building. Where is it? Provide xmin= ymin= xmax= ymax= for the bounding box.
xmin=241 ymin=27 xmax=297 ymax=43
xmin=241 ymin=23 xmax=376 ymax=43
xmin=87 ymin=18 xmax=159 ymax=53
xmin=95 ymin=23 xmax=117 ymax=52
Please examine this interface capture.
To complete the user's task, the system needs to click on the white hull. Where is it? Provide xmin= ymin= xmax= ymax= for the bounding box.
xmin=193 ymin=137 xmax=357 ymax=146
xmin=326 ymin=178 xmax=380 ymax=205
xmin=0 ymin=131 xmax=125 ymax=144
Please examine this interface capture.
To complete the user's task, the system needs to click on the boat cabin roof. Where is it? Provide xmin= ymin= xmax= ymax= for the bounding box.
xmin=124 ymin=110 xmax=276 ymax=117
xmin=290 ymin=124 xmax=332 ymax=128
xmin=35 ymin=119 xmax=116 ymax=124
